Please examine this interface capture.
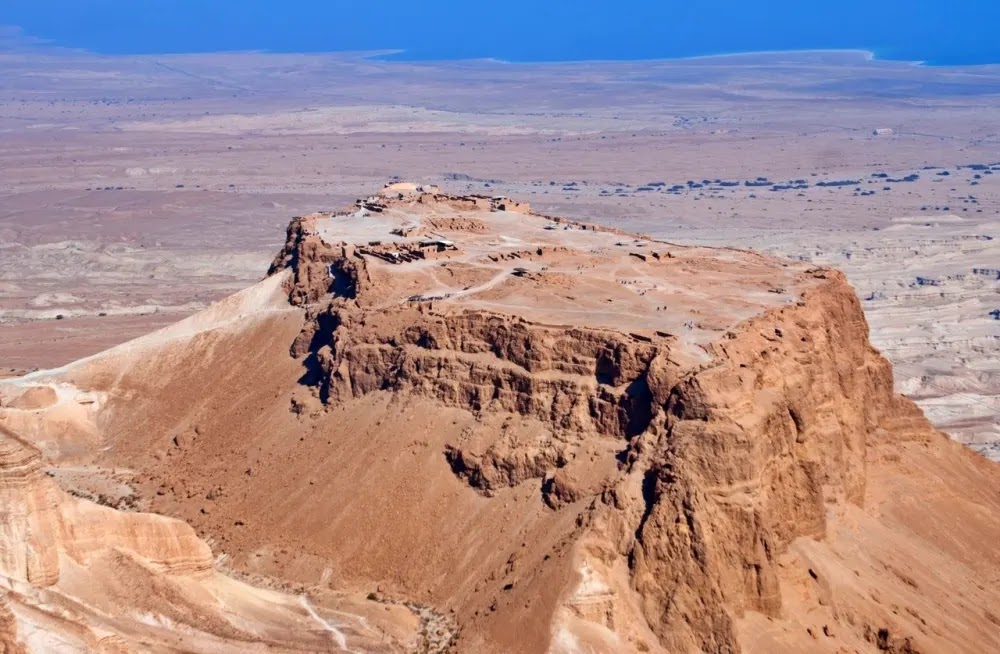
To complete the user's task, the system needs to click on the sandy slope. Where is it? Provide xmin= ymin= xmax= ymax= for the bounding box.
xmin=0 ymin=271 xmax=425 ymax=653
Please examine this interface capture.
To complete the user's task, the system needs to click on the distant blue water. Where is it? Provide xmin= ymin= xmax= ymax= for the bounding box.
xmin=2 ymin=0 xmax=998 ymax=66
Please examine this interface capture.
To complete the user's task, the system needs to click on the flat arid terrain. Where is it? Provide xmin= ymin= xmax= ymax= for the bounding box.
xmin=1 ymin=44 xmax=1000 ymax=653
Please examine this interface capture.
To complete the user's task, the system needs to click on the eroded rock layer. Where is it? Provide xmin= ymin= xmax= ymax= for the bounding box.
xmin=1 ymin=186 xmax=998 ymax=653
xmin=257 ymin=188 xmax=1000 ymax=652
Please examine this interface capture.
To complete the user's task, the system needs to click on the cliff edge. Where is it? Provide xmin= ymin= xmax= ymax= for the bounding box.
xmin=2 ymin=185 xmax=998 ymax=653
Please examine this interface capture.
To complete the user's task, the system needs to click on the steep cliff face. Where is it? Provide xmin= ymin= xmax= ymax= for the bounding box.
xmin=307 ymin=305 xmax=677 ymax=506
xmin=4 ymin=190 xmax=997 ymax=654
xmin=284 ymin=263 xmax=915 ymax=651
xmin=252 ymin=194 xmax=997 ymax=653
xmin=269 ymin=214 xmax=373 ymax=307
xmin=609 ymin=275 xmax=909 ymax=652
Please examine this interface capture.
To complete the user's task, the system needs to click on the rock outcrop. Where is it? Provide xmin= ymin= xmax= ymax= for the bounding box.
xmin=0 ymin=426 xmax=214 ymax=586
xmin=0 ymin=600 xmax=26 ymax=654
xmin=3 ymin=188 xmax=999 ymax=653
xmin=251 ymin=190 xmax=999 ymax=652
xmin=608 ymin=277 xmax=907 ymax=651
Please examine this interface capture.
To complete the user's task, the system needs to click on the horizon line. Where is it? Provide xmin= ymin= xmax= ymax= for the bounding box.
xmin=5 ymin=37 xmax=1000 ymax=69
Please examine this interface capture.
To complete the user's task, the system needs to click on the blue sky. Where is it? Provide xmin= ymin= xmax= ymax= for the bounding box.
xmin=2 ymin=1 xmax=998 ymax=64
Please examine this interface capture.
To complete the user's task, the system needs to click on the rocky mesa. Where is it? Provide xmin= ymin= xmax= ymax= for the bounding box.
xmin=1 ymin=184 xmax=999 ymax=653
